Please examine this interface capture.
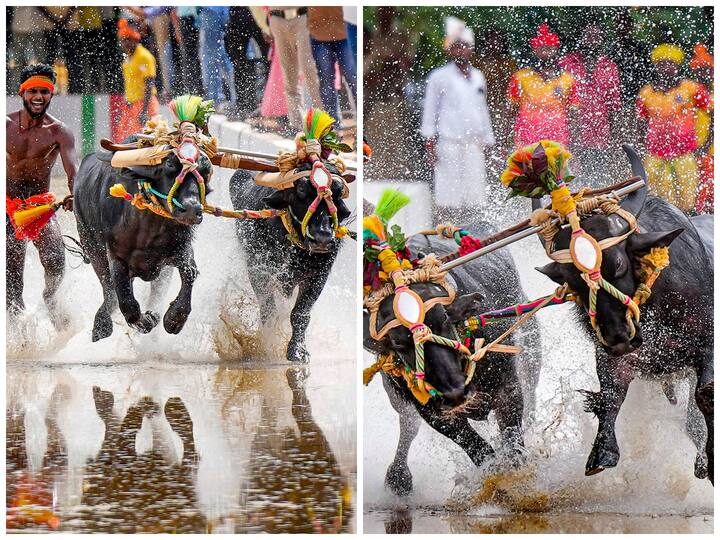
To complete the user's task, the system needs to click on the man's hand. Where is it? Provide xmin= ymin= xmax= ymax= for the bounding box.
xmin=62 ymin=195 xmax=73 ymax=212
xmin=425 ymin=138 xmax=437 ymax=167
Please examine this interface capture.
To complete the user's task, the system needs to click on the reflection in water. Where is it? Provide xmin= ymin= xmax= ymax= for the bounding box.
xmin=7 ymin=363 xmax=355 ymax=533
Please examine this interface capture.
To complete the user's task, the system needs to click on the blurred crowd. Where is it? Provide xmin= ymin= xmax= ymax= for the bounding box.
xmin=6 ymin=6 xmax=357 ymax=139
xmin=364 ymin=7 xmax=714 ymax=219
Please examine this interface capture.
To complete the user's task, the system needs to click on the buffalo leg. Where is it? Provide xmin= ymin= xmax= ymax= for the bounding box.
xmin=34 ymin=217 xmax=67 ymax=329
xmin=415 ymin=404 xmax=495 ymax=467
xmin=78 ymin=227 xmax=118 ymax=342
xmin=287 ymin=272 xmax=329 ymax=363
xmin=382 ymin=375 xmax=421 ymax=496
xmin=493 ymin=376 xmax=525 ymax=459
xmin=685 ymin=374 xmax=709 ymax=479
xmin=164 ymin=250 xmax=197 ymax=334
xmin=584 ymin=353 xmax=634 ymax=476
xmin=109 ymin=257 xmax=159 ymax=334
xmin=696 ymin=356 xmax=714 ymax=484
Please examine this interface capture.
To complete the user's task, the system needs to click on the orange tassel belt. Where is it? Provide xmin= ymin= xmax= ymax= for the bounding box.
xmin=6 ymin=193 xmax=59 ymax=241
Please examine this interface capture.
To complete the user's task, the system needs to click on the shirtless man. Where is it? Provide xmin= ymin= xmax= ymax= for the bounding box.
xmin=6 ymin=64 xmax=78 ymax=326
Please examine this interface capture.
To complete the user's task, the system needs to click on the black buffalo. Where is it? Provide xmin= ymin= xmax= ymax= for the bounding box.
xmin=534 ymin=145 xmax=714 ymax=482
xmin=229 ymin=164 xmax=352 ymax=363
xmin=74 ymin=146 xmax=212 ymax=340
xmin=363 ymin=233 xmax=541 ymax=495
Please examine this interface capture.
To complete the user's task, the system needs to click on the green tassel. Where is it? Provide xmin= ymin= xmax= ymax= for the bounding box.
xmin=374 ymin=189 xmax=411 ymax=224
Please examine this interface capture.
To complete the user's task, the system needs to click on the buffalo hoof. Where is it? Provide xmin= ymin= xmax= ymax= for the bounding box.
xmin=287 ymin=342 xmax=310 ymax=363
xmin=163 ymin=303 xmax=190 ymax=334
xmin=695 ymin=452 xmax=709 ymax=479
xmin=385 ymin=461 xmax=413 ymax=496
xmin=585 ymin=446 xmax=619 ymax=476
xmin=92 ymin=310 xmax=114 ymax=342
xmin=131 ymin=311 xmax=160 ymax=334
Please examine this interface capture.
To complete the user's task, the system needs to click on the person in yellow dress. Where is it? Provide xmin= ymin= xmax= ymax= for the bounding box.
xmin=689 ymin=44 xmax=713 ymax=213
xmin=116 ymin=19 xmax=160 ymax=140
xmin=636 ymin=44 xmax=711 ymax=212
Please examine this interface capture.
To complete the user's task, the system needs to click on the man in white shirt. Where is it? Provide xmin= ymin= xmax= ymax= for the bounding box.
xmin=421 ymin=17 xmax=495 ymax=224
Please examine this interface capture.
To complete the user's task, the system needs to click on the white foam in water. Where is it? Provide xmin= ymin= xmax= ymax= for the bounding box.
xmin=363 ymin=238 xmax=713 ymax=517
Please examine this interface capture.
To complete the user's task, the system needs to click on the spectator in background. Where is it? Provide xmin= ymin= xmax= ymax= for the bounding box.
xmin=343 ymin=6 xmax=357 ymax=57
xmin=268 ymin=7 xmax=322 ymax=132
xmin=116 ymin=19 xmax=160 ymax=140
xmin=559 ymin=21 xmax=621 ymax=187
xmin=173 ymin=7 xmax=204 ymax=96
xmin=637 ymin=44 xmax=711 ymax=212
xmin=227 ymin=7 xmax=270 ymax=119
xmin=690 ymin=44 xmax=714 ymax=214
xmin=308 ymin=6 xmax=357 ymax=125
xmin=508 ymin=24 xmax=577 ymax=148
xmin=199 ymin=7 xmax=236 ymax=114
xmin=9 ymin=8 xmax=53 ymax=85
xmin=126 ymin=7 xmax=176 ymax=102
xmin=421 ymin=17 xmax=495 ymax=224
xmin=364 ymin=7 xmax=420 ymax=180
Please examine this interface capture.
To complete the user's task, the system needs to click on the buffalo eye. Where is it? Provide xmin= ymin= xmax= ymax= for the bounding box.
xmin=615 ymin=256 xmax=627 ymax=276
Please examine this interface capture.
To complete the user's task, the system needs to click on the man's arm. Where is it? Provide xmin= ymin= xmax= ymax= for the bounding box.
xmin=140 ymin=77 xmax=156 ymax=125
xmin=58 ymin=124 xmax=79 ymax=210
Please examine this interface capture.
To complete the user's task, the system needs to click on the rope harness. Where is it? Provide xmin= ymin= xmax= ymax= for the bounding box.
xmin=532 ymin=189 xmax=669 ymax=346
xmin=363 ymin=256 xmax=523 ymax=402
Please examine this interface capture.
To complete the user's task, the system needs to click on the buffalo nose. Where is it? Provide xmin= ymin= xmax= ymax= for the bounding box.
xmin=312 ymin=228 xmax=333 ymax=246
xmin=176 ymin=202 xmax=203 ymax=224
xmin=443 ymin=387 xmax=465 ymax=405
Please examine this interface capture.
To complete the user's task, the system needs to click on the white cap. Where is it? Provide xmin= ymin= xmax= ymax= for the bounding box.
xmin=444 ymin=16 xmax=475 ymax=48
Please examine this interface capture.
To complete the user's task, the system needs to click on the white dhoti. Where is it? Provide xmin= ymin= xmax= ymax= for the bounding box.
xmin=433 ymin=139 xmax=487 ymax=208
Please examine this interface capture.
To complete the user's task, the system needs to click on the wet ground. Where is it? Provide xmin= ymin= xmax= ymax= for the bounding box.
xmin=364 ymin=506 xmax=713 ymax=534
xmin=7 ymin=359 xmax=356 ymax=533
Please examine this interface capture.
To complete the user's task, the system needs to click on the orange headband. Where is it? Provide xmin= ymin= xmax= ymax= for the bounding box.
xmin=117 ymin=19 xmax=141 ymax=41
xmin=18 ymin=76 xmax=55 ymax=95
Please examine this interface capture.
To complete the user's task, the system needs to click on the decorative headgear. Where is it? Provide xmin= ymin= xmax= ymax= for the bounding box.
xmin=18 ymin=75 xmax=55 ymax=95
xmin=117 ymin=19 xmax=141 ymax=41
xmin=444 ymin=16 xmax=475 ymax=48
xmin=651 ymin=44 xmax=685 ymax=64
xmin=530 ymin=23 xmax=560 ymax=50
xmin=690 ymin=43 xmax=713 ymax=70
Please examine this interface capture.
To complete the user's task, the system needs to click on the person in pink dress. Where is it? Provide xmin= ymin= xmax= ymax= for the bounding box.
xmin=508 ymin=24 xmax=578 ymax=149
xmin=559 ymin=22 xmax=621 ymax=187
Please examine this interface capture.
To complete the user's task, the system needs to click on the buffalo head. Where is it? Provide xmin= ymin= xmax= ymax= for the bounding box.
xmin=534 ymin=145 xmax=683 ymax=356
xmin=364 ymin=282 xmax=486 ymax=405
xmin=262 ymin=162 xmax=351 ymax=253
xmin=124 ymin=152 xmax=214 ymax=226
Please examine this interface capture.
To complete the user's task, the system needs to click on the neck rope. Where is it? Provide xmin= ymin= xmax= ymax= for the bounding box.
xmin=539 ymin=190 xmax=644 ymax=345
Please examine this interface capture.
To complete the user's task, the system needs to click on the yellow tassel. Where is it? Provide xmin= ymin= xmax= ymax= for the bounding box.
xmin=378 ymin=248 xmax=401 ymax=275
xmin=550 ymin=185 xmax=576 ymax=218
xmin=644 ymin=246 xmax=670 ymax=270
xmin=362 ymin=215 xmax=386 ymax=241
xmin=14 ymin=205 xmax=53 ymax=227
xmin=335 ymin=226 xmax=348 ymax=238
xmin=109 ymin=184 xmax=130 ymax=199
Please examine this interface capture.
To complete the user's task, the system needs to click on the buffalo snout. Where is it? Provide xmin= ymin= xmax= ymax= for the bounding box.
xmin=175 ymin=200 xmax=204 ymax=225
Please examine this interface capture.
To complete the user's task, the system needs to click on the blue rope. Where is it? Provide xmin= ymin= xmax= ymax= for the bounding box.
xmin=141 ymin=182 xmax=185 ymax=210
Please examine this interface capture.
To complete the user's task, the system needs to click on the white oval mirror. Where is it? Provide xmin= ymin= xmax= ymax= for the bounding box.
xmin=396 ymin=290 xmax=422 ymax=324
xmin=573 ymin=235 xmax=600 ymax=270
xmin=313 ymin=165 xmax=330 ymax=188
xmin=179 ymin=142 xmax=198 ymax=161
